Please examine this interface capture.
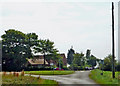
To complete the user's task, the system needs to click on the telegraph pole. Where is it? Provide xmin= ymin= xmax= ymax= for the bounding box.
xmin=112 ymin=2 xmax=115 ymax=78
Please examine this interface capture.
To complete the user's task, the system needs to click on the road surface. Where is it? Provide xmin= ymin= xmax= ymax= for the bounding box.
xmin=29 ymin=71 xmax=101 ymax=86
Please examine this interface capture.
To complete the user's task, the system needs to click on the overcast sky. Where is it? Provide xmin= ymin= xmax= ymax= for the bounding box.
xmin=0 ymin=0 xmax=118 ymax=59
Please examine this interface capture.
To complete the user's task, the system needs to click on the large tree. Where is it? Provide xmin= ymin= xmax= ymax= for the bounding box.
xmin=33 ymin=39 xmax=59 ymax=65
xmin=67 ymin=47 xmax=75 ymax=65
xmin=72 ymin=52 xmax=84 ymax=66
xmin=2 ymin=29 xmax=38 ymax=71
xmin=103 ymin=54 xmax=117 ymax=71
xmin=70 ymin=52 xmax=85 ymax=70
xmin=26 ymin=33 xmax=38 ymax=58
xmin=87 ymin=55 xmax=97 ymax=68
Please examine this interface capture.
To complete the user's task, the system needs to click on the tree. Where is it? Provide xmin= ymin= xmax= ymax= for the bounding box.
xmin=72 ymin=53 xmax=84 ymax=66
xmin=67 ymin=47 xmax=75 ymax=65
xmin=26 ymin=33 xmax=38 ymax=46
xmin=2 ymin=29 xmax=38 ymax=71
xmin=103 ymin=54 xmax=117 ymax=71
xmin=26 ymin=33 xmax=38 ymax=58
xmin=116 ymin=62 xmax=120 ymax=71
xmin=58 ymin=56 xmax=63 ymax=69
xmin=87 ymin=55 xmax=97 ymax=68
xmin=46 ymin=51 xmax=62 ymax=67
xmin=33 ymin=39 xmax=59 ymax=65
xmin=86 ymin=49 xmax=91 ymax=59
xmin=2 ymin=29 xmax=27 ymax=71
xmin=71 ymin=52 xmax=85 ymax=70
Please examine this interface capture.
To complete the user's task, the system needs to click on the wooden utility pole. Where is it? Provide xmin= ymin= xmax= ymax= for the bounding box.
xmin=0 ymin=41 xmax=1 ymax=86
xmin=112 ymin=2 xmax=115 ymax=78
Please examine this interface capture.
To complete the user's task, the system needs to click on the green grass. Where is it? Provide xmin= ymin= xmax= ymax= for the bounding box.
xmin=2 ymin=74 xmax=58 ymax=85
xmin=25 ymin=70 xmax=75 ymax=75
xmin=89 ymin=69 xmax=120 ymax=86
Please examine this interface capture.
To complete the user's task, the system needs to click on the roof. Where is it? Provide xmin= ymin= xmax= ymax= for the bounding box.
xmin=28 ymin=59 xmax=48 ymax=65
xmin=28 ymin=53 xmax=67 ymax=66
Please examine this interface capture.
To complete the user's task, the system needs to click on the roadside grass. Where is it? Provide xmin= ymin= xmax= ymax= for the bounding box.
xmin=25 ymin=70 xmax=75 ymax=75
xmin=89 ymin=69 xmax=119 ymax=86
xmin=2 ymin=74 xmax=58 ymax=85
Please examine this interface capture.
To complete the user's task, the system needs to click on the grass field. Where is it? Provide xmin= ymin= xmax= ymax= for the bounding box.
xmin=89 ymin=69 xmax=120 ymax=85
xmin=25 ymin=70 xmax=75 ymax=75
xmin=2 ymin=74 xmax=58 ymax=85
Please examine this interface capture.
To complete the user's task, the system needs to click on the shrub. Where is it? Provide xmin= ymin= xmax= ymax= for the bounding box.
xmin=78 ymin=66 xmax=84 ymax=70
xmin=62 ymin=66 xmax=68 ymax=70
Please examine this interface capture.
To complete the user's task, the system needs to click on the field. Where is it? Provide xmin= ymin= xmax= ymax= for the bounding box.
xmin=1 ymin=73 xmax=58 ymax=85
xmin=25 ymin=70 xmax=75 ymax=75
xmin=89 ymin=69 xmax=120 ymax=85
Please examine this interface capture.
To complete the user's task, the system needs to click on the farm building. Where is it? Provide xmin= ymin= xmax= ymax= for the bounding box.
xmin=27 ymin=53 xmax=67 ymax=67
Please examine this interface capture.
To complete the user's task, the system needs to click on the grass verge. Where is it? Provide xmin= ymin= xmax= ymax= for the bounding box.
xmin=25 ymin=70 xmax=75 ymax=75
xmin=2 ymin=74 xmax=58 ymax=85
xmin=89 ymin=69 xmax=120 ymax=86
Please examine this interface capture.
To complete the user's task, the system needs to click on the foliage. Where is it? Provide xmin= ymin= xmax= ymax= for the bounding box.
xmin=70 ymin=52 xmax=85 ymax=70
xmin=26 ymin=33 xmax=38 ymax=57
xmin=1 ymin=29 xmax=49 ymax=71
xmin=2 ymin=74 xmax=58 ymax=85
xmin=87 ymin=55 xmax=97 ymax=68
xmin=33 ymin=39 xmax=59 ymax=65
xmin=25 ymin=70 xmax=75 ymax=75
xmin=62 ymin=66 xmax=69 ymax=70
xmin=72 ymin=52 xmax=84 ymax=66
xmin=2 ymin=29 xmax=38 ymax=71
xmin=103 ymin=54 xmax=117 ymax=71
xmin=25 ymin=66 xmax=52 ymax=71
xmin=89 ymin=69 xmax=119 ymax=85
xmin=67 ymin=47 xmax=75 ymax=65
xmin=68 ymin=49 xmax=99 ymax=70
xmin=1 ymin=29 xmax=61 ymax=71
xmin=57 ymin=56 xmax=64 ymax=69
xmin=85 ymin=49 xmax=97 ymax=68
xmin=116 ymin=62 xmax=120 ymax=71
xmin=86 ymin=49 xmax=91 ymax=59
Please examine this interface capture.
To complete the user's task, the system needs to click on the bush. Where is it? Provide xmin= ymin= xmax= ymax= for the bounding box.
xmin=116 ymin=64 xmax=120 ymax=71
xmin=69 ymin=64 xmax=85 ymax=70
xmin=78 ymin=66 xmax=84 ymax=70
xmin=24 ymin=66 xmax=52 ymax=71
xmin=62 ymin=66 xmax=69 ymax=70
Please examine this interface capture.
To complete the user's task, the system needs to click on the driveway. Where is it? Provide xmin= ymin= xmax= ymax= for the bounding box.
xmin=29 ymin=71 xmax=101 ymax=86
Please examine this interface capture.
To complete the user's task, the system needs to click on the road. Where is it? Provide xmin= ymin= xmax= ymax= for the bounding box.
xmin=29 ymin=71 xmax=101 ymax=86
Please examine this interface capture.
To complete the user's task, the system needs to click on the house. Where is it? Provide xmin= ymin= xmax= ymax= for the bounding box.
xmin=27 ymin=53 xmax=67 ymax=67
xmin=27 ymin=59 xmax=49 ymax=66
xmin=60 ymin=54 xmax=67 ymax=66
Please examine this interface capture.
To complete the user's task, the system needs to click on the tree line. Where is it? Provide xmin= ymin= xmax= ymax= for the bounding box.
xmin=1 ymin=29 xmax=60 ymax=71
xmin=1 ymin=29 xmax=119 ymax=71
xmin=67 ymin=48 xmax=98 ymax=70
xmin=67 ymin=47 xmax=119 ymax=71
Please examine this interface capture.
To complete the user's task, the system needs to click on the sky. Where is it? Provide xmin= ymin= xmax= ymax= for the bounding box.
xmin=0 ymin=0 xmax=118 ymax=59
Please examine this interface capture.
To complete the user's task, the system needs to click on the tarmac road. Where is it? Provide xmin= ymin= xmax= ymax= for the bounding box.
xmin=29 ymin=71 xmax=101 ymax=86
